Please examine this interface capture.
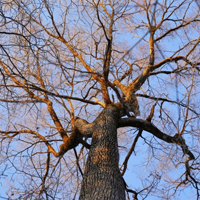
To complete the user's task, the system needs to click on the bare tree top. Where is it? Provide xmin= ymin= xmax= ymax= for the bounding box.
xmin=0 ymin=0 xmax=200 ymax=199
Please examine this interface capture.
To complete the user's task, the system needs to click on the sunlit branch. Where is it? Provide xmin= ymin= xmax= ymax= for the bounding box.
xmin=0 ymin=130 xmax=59 ymax=157
xmin=0 ymin=98 xmax=43 ymax=103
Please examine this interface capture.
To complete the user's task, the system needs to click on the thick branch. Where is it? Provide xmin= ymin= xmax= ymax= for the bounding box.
xmin=118 ymin=118 xmax=195 ymax=159
xmin=74 ymin=118 xmax=94 ymax=137
xmin=1 ymin=117 xmax=94 ymax=159
xmin=56 ymin=118 xmax=93 ymax=156
xmin=118 ymin=118 xmax=173 ymax=142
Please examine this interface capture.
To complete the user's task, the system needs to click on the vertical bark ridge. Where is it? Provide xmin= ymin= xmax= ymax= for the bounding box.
xmin=79 ymin=105 xmax=125 ymax=200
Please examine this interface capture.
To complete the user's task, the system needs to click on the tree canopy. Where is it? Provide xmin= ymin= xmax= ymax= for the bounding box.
xmin=0 ymin=0 xmax=200 ymax=199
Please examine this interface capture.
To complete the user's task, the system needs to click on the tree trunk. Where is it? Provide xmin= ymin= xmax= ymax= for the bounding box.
xmin=79 ymin=105 xmax=125 ymax=200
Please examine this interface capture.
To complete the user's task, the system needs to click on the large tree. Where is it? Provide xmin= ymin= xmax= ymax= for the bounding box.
xmin=0 ymin=0 xmax=200 ymax=199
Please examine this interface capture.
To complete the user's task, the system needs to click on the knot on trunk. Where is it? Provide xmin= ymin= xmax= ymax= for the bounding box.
xmin=119 ymin=93 xmax=140 ymax=117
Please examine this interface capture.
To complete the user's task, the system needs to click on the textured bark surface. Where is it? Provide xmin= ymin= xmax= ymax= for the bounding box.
xmin=79 ymin=105 xmax=125 ymax=200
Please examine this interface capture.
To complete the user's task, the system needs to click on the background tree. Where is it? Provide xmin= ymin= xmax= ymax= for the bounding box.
xmin=0 ymin=0 xmax=200 ymax=199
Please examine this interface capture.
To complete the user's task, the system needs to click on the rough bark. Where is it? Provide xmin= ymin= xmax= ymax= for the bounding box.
xmin=79 ymin=105 xmax=125 ymax=200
